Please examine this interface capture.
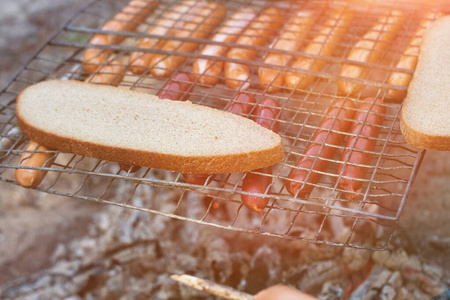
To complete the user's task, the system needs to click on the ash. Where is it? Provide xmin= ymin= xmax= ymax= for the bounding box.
xmin=0 ymin=177 xmax=448 ymax=300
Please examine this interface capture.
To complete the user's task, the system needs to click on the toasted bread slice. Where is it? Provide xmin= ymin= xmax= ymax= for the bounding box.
xmin=400 ymin=16 xmax=450 ymax=150
xmin=16 ymin=80 xmax=284 ymax=173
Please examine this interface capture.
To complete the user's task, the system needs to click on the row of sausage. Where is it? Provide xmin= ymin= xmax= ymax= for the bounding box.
xmin=15 ymin=0 xmax=445 ymax=214
xmin=82 ymin=0 xmax=444 ymax=99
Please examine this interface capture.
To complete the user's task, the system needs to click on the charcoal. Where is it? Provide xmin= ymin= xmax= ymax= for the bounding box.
xmin=395 ymin=287 xmax=410 ymax=300
xmin=1 ymin=153 xmax=448 ymax=300
xmin=245 ymin=245 xmax=281 ymax=294
xmin=2 ymin=183 xmax=449 ymax=300
xmin=299 ymin=260 xmax=342 ymax=293
xmin=379 ymin=285 xmax=396 ymax=300
xmin=203 ymin=237 xmax=233 ymax=283
xmin=318 ymin=281 xmax=345 ymax=300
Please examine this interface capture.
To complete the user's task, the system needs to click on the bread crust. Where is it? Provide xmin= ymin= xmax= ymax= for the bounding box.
xmin=400 ymin=112 xmax=450 ymax=151
xmin=16 ymin=80 xmax=284 ymax=174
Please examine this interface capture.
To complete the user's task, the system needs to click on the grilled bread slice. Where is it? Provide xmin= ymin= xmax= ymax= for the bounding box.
xmin=400 ymin=16 xmax=450 ymax=150
xmin=16 ymin=80 xmax=284 ymax=173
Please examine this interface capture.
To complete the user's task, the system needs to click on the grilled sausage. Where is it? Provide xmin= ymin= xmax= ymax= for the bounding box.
xmin=85 ymin=59 xmax=126 ymax=86
xmin=192 ymin=7 xmax=257 ymax=86
xmin=15 ymin=141 xmax=56 ymax=188
xmin=83 ymin=0 xmax=159 ymax=72
xmin=157 ymin=72 xmax=194 ymax=101
xmin=286 ymin=99 xmax=355 ymax=197
xmin=225 ymin=92 xmax=257 ymax=115
xmin=241 ymin=166 xmax=274 ymax=214
xmin=129 ymin=1 xmax=194 ymax=74
xmin=259 ymin=10 xmax=314 ymax=93
xmin=182 ymin=92 xmax=257 ymax=185
xmin=285 ymin=7 xmax=353 ymax=91
xmin=337 ymin=10 xmax=405 ymax=96
xmin=242 ymin=98 xmax=281 ymax=213
xmin=224 ymin=8 xmax=284 ymax=90
xmin=150 ymin=2 xmax=227 ymax=78
xmin=251 ymin=98 xmax=281 ymax=133
xmin=336 ymin=98 xmax=386 ymax=200
xmin=387 ymin=11 xmax=443 ymax=100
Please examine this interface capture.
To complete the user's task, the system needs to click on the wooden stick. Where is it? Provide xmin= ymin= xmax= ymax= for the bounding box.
xmin=171 ymin=274 xmax=254 ymax=300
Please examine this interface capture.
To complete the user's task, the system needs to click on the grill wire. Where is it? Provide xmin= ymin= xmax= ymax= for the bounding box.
xmin=1 ymin=0 xmax=447 ymax=250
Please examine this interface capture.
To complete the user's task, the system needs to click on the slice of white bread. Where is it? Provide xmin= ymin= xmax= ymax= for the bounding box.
xmin=16 ymin=80 xmax=284 ymax=174
xmin=400 ymin=16 xmax=450 ymax=150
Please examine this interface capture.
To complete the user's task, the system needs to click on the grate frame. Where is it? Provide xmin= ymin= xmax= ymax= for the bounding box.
xmin=1 ymin=0 xmax=445 ymax=250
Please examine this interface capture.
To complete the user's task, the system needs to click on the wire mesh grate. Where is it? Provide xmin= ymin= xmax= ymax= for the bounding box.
xmin=1 ymin=0 xmax=446 ymax=250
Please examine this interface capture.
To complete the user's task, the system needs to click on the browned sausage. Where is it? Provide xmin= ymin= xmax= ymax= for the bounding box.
xmin=192 ymin=7 xmax=257 ymax=86
xmin=337 ymin=10 xmax=405 ymax=96
xmin=336 ymin=98 xmax=386 ymax=200
xmin=15 ymin=141 xmax=56 ymax=188
xmin=182 ymin=92 xmax=257 ymax=185
xmin=285 ymin=7 xmax=353 ymax=91
xmin=241 ymin=98 xmax=280 ymax=214
xmin=286 ymin=99 xmax=355 ymax=197
xmin=129 ymin=1 xmax=194 ymax=74
xmin=85 ymin=59 xmax=126 ymax=86
xmin=150 ymin=2 xmax=227 ymax=78
xmin=224 ymin=8 xmax=284 ymax=90
xmin=387 ymin=11 xmax=443 ymax=100
xmin=258 ymin=10 xmax=314 ymax=93
xmin=83 ymin=0 xmax=159 ymax=72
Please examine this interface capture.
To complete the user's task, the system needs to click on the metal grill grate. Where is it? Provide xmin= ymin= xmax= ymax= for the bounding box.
xmin=1 ymin=0 xmax=447 ymax=250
